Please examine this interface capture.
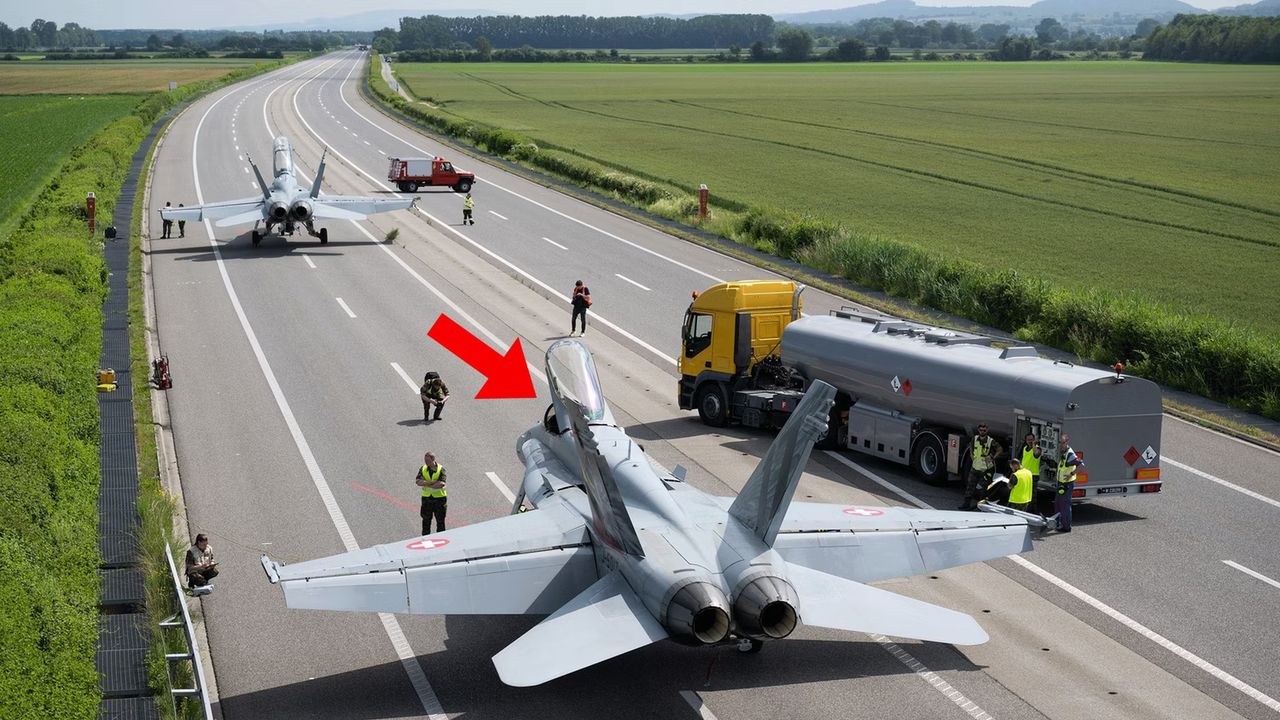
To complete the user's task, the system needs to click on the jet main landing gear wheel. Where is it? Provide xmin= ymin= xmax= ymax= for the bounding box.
xmin=319 ymin=227 xmax=329 ymax=244
xmin=251 ymin=230 xmax=261 ymax=246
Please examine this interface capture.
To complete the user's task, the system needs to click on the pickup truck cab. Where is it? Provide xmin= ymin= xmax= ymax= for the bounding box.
xmin=387 ymin=156 xmax=475 ymax=193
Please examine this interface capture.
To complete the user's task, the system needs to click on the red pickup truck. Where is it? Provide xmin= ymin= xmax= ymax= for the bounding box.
xmin=387 ymin=156 xmax=475 ymax=193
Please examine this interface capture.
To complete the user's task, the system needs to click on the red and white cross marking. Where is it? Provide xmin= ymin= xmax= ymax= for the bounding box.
xmin=843 ymin=507 xmax=885 ymax=517
xmin=406 ymin=538 xmax=450 ymax=550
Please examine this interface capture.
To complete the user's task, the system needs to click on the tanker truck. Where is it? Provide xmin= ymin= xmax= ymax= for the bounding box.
xmin=677 ymin=280 xmax=1163 ymax=499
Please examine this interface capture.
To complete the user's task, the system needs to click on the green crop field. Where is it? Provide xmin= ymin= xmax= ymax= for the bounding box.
xmin=0 ymin=58 xmax=265 ymax=94
xmin=394 ymin=61 xmax=1280 ymax=335
xmin=0 ymin=94 xmax=140 ymax=237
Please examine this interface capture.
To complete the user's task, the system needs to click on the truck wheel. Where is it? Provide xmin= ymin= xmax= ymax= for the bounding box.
xmin=455 ymin=180 xmax=472 ymax=193
xmin=397 ymin=182 xmax=408 ymax=192
xmin=911 ymin=431 xmax=948 ymax=486
xmin=695 ymin=384 xmax=728 ymax=427
xmin=405 ymin=182 xmax=418 ymax=193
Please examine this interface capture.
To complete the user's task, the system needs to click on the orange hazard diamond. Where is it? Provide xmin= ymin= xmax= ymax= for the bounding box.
xmin=1123 ymin=446 xmax=1140 ymax=466
xmin=901 ymin=378 xmax=913 ymax=396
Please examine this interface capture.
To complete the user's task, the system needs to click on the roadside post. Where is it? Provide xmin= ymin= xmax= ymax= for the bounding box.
xmin=698 ymin=184 xmax=708 ymax=219
xmin=86 ymin=192 xmax=96 ymax=236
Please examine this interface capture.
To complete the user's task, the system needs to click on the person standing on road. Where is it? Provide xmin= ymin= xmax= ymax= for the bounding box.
xmin=571 ymin=280 xmax=591 ymax=337
xmin=415 ymin=452 xmax=447 ymax=535
xmin=177 ymin=203 xmax=187 ymax=238
xmin=161 ymin=201 xmax=173 ymax=239
xmin=184 ymin=533 xmax=218 ymax=594
xmin=419 ymin=372 xmax=449 ymax=422
xmin=462 ymin=193 xmax=475 ymax=225
xmin=1007 ymin=457 xmax=1035 ymax=512
xmin=1054 ymin=434 xmax=1084 ymax=532
xmin=960 ymin=423 xmax=1003 ymax=510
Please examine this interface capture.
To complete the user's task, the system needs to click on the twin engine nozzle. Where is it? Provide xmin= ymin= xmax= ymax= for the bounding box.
xmin=290 ymin=199 xmax=313 ymax=221
xmin=269 ymin=201 xmax=289 ymax=220
xmin=663 ymin=573 xmax=800 ymax=646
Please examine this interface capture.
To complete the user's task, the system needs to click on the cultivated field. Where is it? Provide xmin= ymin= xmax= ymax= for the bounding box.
xmin=0 ymin=58 xmax=266 ymax=94
xmin=395 ymin=61 xmax=1280 ymax=334
xmin=0 ymin=94 xmax=140 ymax=235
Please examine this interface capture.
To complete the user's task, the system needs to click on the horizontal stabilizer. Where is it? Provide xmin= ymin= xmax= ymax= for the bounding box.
xmin=492 ymin=571 xmax=668 ymax=687
xmin=215 ymin=208 xmax=269 ymax=227
xmin=787 ymin=562 xmax=988 ymax=646
xmin=311 ymin=203 xmax=366 ymax=221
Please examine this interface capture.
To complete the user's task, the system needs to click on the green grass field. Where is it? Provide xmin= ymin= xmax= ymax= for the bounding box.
xmin=0 ymin=57 xmax=266 ymax=93
xmin=0 ymin=94 xmax=140 ymax=237
xmin=394 ymin=61 xmax=1280 ymax=335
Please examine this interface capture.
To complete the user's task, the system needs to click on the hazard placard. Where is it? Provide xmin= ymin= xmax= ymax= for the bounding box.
xmin=1141 ymin=446 xmax=1157 ymax=465
xmin=890 ymin=376 xmax=902 ymax=393
xmin=406 ymin=538 xmax=450 ymax=550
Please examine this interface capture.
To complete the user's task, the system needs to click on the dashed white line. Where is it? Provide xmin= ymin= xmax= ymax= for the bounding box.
xmin=243 ymin=167 xmax=250 ymax=173
xmin=335 ymin=298 xmax=356 ymax=318
xmin=679 ymin=690 xmax=721 ymax=720
xmin=1224 ymin=560 xmax=1280 ymax=591
xmin=871 ymin=635 xmax=994 ymax=720
xmin=615 ymin=274 xmax=652 ymax=292
xmin=302 ymin=254 xmax=317 ymax=269
xmin=378 ymin=149 xmax=386 ymax=155
xmin=488 ymin=210 xmax=508 ymax=220
xmin=390 ymin=361 xmax=418 ymax=391
xmin=1164 ymin=457 xmax=1280 ymax=510
xmin=484 ymin=471 xmax=516 ymax=504
xmin=363 ymin=140 xmax=371 ymax=145
xmin=543 ymin=237 xmax=567 ymax=250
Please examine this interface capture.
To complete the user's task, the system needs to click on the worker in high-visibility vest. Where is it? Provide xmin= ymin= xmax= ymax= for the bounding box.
xmin=1054 ymin=434 xmax=1084 ymax=533
xmin=415 ymin=451 xmax=448 ymax=535
xmin=960 ymin=423 xmax=1003 ymax=510
xmin=462 ymin=193 xmax=475 ymax=225
xmin=1007 ymin=458 xmax=1035 ymax=512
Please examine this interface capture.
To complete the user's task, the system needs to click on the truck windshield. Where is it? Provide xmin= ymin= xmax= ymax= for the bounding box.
xmin=684 ymin=312 xmax=713 ymax=358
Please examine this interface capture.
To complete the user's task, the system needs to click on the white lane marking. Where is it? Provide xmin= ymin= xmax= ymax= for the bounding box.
xmin=335 ymin=297 xmax=357 ymax=318
xmin=870 ymin=635 xmax=994 ymax=720
xmin=1165 ymin=413 xmax=1280 ymax=459
xmin=818 ymin=452 xmax=1280 ymax=713
xmin=243 ymin=167 xmax=249 ymax=173
xmin=485 ymin=472 xmax=516 ymax=504
xmin=352 ymin=132 xmax=358 ymax=137
xmin=198 ymin=57 xmax=447 ymax=720
xmin=1164 ymin=457 xmax=1280 ymax=510
xmin=390 ymin=362 xmax=418 ymax=392
xmin=543 ymin=237 xmax=567 ymax=250
xmin=363 ymin=140 xmax=370 ymax=145
xmin=1223 ymin=560 xmax=1280 ymax=591
xmin=300 ymin=58 xmax=676 ymax=368
xmin=615 ymin=274 xmax=652 ymax=292
xmin=237 ymin=154 xmax=243 ymax=161
xmin=679 ymin=690 xmax=721 ymax=720
xmin=823 ymin=451 xmax=932 ymax=509
xmin=488 ymin=210 xmax=508 ymax=220
xmin=331 ymin=55 xmax=724 ymax=284
xmin=302 ymin=254 xmax=317 ymax=269
xmin=378 ymin=149 xmax=386 ymax=155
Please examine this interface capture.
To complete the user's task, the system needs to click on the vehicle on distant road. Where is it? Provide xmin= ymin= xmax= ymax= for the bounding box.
xmin=677 ymin=280 xmax=1164 ymax=500
xmin=387 ymin=156 xmax=474 ymax=193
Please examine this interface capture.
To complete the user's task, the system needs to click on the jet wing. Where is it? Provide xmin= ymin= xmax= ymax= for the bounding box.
xmin=311 ymin=195 xmax=416 ymax=221
xmin=160 ymin=197 xmax=265 ymax=223
xmin=767 ymin=502 xmax=1032 ymax=584
xmin=262 ymin=500 xmax=596 ymax=615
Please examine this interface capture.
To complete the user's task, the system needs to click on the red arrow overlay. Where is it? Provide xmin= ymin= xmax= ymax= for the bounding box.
xmin=427 ymin=314 xmax=536 ymax=399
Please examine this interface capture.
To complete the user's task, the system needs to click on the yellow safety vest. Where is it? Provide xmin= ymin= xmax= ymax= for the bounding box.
xmin=463 ymin=197 xmax=474 ymax=210
xmin=972 ymin=437 xmax=993 ymax=471
xmin=419 ymin=464 xmax=447 ymax=498
xmin=1058 ymin=448 xmax=1077 ymax=485
xmin=1008 ymin=467 xmax=1035 ymax=505
xmin=1020 ymin=445 xmax=1040 ymax=476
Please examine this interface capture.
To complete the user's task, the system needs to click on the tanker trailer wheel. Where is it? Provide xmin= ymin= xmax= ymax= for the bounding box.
xmin=695 ymin=384 xmax=729 ymax=427
xmin=911 ymin=431 xmax=948 ymax=486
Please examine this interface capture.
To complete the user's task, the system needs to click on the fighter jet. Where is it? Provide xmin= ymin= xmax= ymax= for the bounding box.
xmin=261 ymin=340 xmax=1032 ymax=687
xmin=160 ymin=135 xmax=414 ymax=246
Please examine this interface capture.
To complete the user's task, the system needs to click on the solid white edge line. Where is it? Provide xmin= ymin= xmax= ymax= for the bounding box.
xmin=1165 ymin=413 xmax=1280 ymax=459
xmin=822 ymin=453 xmax=1280 ymax=713
xmin=333 ymin=54 xmax=725 ymax=284
xmin=542 ymin=236 xmax=567 ymax=250
xmin=488 ymin=210 xmax=508 ymax=220
xmin=335 ymin=297 xmax=357 ymax=318
xmin=223 ymin=54 xmax=448 ymax=720
xmin=615 ymin=273 xmax=653 ymax=292
xmin=868 ymin=635 xmax=994 ymax=720
xmin=1163 ymin=457 xmax=1280 ymax=510
xmin=484 ymin=471 xmax=516 ymax=504
xmin=679 ymin=690 xmax=721 ymax=720
xmin=1223 ymin=560 xmax=1280 ymax=591
xmin=823 ymin=451 xmax=932 ymax=509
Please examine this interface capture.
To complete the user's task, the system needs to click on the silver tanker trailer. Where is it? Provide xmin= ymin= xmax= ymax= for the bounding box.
xmin=677 ymin=280 xmax=1163 ymax=500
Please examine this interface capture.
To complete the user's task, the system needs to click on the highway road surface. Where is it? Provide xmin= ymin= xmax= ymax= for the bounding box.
xmin=143 ymin=51 xmax=1280 ymax=719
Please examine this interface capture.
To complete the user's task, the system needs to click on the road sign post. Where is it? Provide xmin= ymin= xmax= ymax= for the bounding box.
xmin=698 ymin=184 xmax=708 ymax=219
xmin=86 ymin=192 xmax=96 ymax=236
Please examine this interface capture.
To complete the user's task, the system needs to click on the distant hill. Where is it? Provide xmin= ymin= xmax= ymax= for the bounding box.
xmin=1215 ymin=0 xmax=1280 ymax=14
xmin=777 ymin=0 xmax=1207 ymax=25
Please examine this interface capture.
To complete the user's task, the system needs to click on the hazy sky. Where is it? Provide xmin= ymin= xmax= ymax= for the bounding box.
xmin=2 ymin=0 xmax=1240 ymax=30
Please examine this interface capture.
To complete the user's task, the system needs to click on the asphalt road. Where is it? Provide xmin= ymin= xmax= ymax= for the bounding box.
xmin=144 ymin=51 xmax=1280 ymax=720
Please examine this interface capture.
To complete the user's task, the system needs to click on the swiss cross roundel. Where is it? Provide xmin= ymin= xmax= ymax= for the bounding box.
xmin=406 ymin=538 xmax=450 ymax=550
xmin=843 ymin=507 xmax=884 ymax=517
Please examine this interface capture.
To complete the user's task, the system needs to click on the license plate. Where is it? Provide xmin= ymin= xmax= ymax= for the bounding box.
xmin=1097 ymin=486 xmax=1128 ymax=495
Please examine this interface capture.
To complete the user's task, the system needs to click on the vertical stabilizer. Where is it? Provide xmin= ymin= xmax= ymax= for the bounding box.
xmin=729 ymin=380 xmax=835 ymax=546
xmin=310 ymin=148 xmax=327 ymax=198
xmin=247 ymin=155 xmax=271 ymax=200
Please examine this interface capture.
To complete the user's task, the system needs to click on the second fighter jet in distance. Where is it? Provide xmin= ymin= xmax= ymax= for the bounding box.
xmin=161 ymin=135 xmax=415 ymax=246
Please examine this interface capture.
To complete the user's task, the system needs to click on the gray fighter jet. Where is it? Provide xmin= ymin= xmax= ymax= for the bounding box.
xmin=261 ymin=340 xmax=1032 ymax=686
xmin=160 ymin=135 xmax=414 ymax=246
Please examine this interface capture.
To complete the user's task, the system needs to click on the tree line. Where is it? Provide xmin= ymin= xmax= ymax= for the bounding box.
xmin=0 ymin=19 xmax=97 ymax=49
xmin=381 ymin=14 xmax=775 ymax=51
xmin=1143 ymin=15 xmax=1280 ymax=63
xmin=0 ymin=19 xmax=372 ymax=52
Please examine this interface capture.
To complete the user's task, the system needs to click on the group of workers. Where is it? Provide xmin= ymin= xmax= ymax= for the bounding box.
xmin=960 ymin=424 xmax=1084 ymax=533
xmin=159 ymin=202 xmax=186 ymax=238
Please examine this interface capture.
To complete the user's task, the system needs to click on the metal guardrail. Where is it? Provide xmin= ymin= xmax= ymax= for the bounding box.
xmin=161 ymin=545 xmax=215 ymax=720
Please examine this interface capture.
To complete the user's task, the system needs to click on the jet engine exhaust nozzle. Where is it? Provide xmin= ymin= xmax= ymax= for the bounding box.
xmin=290 ymin=200 xmax=312 ymax=221
xmin=665 ymin=582 xmax=732 ymax=646
xmin=269 ymin=202 xmax=289 ymax=220
xmin=733 ymin=574 xmax=800 ymax=640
